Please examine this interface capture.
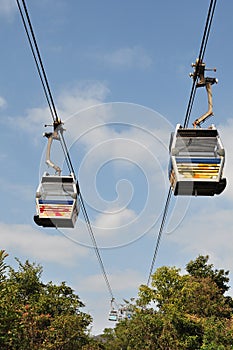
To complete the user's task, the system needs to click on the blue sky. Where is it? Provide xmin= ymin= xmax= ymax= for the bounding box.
xmin=1 ymin=0 xmax=233 ymax=334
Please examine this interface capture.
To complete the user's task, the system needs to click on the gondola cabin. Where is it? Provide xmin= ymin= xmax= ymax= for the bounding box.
xmin=34 ymin=172 xmax=79 ymax=228
xmin=169 ymin=124 xmax=226 ymax=196
xmin=108 ymin=310 xmax=118 ymax=322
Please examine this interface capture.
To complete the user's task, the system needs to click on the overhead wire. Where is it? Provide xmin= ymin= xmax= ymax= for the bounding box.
xmin=146 ymin=187 xmax=172 ymax=286
xmin=146 ymin=0 xmax=218 ymax=286
xmin=16 ymin=0 xmax=76 ymax=177
xmin=17 ymin=0 xmax=218 ymax=301
xmin=183 ymin=0 xmax=217 ymax=128
xmin=16 ymin=0 xmax=115 ymax=302
xmin=79 ymin=194 xmax=114 ymax=300
xmin=16 ymin=0 xmax=57 ymax=123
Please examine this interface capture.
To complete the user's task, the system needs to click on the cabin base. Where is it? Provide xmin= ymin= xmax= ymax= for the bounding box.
xmin=34 ymin=215 xmax=76 ymax=228
xmin=173 ymin=178 xmax=226 ymax=196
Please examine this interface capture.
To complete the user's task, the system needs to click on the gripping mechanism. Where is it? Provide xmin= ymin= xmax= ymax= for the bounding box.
xmin=190 ymin=59 xmax=218 ymax=128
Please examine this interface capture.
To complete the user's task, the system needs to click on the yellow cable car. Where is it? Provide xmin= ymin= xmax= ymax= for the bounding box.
xmin=169 ymin=59 xmax=227 ymax=196
xmin=169 ymin=124 xmax=226 ymax=196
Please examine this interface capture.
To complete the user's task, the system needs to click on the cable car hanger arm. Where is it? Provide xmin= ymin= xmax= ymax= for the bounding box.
xmin=43 ymin=119 xmax=65 ymax=175
xmin=190 ymin=59 xmax=218 ymax=128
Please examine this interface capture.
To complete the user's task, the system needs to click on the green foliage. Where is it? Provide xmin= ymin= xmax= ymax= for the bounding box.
xmin=2 ymin=251 xmax=233 ymax=349
xmin=101 ymin=255 xmax=233 ymax=349
xmin=0 ymin=252 xmax=92 ymax=350
xmin=101 ymin=311 xmax=164 ymax=350
xmin=0 ymin=250 xmax=8 ymax=282
xmin=186 ymin=255 xmax=230 ymax=293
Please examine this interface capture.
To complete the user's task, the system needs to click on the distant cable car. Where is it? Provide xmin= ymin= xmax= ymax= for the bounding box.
xmin=34 ymin=120 xmax=79 ymax=228
xmin=108 ymin=309 xmax=118 ymax=322
xmin=108 ymin=298 xmax=118 ymax=321
xmin=169 ymin=59 xmax=227 ymax=196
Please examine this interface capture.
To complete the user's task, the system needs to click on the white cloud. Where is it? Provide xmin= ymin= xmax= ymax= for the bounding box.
xmin=0 ymin=222 xmax=88 ymax=265
xmin=0 ymin=0 xmax=16 ymax=18
xmin=110 ymin=268 xmax=144 ymax=291
xmin=59 ymin=205 xmax=143 ymax=250
xmin=94 ymin=46 xmax=152 ymax=69
xmin=58 ymin=81 xmax=110 ymax=119
xmin=167 ymin=205 xmax=233 ymax=273
xmin=7 ymin=106 xmax=52 ymax=135
xmin=0 ymin=153 xmax=7 ymax=161
xmin=0 ymin=177 xmax=34 ymax=201
xmin=65 ymin=103 xmax=171 ymax=184
xmin=79 ymin=268 xmax=143 ymax=293
xmin=56 ymin=103 xmax=172 ymax=249
xmin=7 ymin=81 xmax=110 ymax=136
xmin=0 ymin=96 xmax=7 ymax=108
xmin=65 ymin=102 xmax=172 ymax=163
xmin=94 ymin=208 xmax=136 ymax=231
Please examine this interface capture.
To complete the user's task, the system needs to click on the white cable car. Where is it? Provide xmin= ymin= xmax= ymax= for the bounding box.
xmin=108 ymin=298 xmax=119 ymax=321
xmin=169 ymin=124 xmax=226 ymax=196
xmin=169 ymin=59 xmax=227 ymax=196
xmin=34 ymin=172 xmax=79 ymax=228
xmin=34 ymin=121 xmax=79 ymax=228
xmin=108 ymin=309 xmax=118 ymax=322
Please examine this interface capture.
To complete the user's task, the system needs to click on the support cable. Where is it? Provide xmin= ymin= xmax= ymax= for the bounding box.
xmin=146 ymin=0 xmax=218 ymax=286
xmin=16 ymin=0 xmax=58 ymax=122
xmin=16 ymin=0 xmax=115 ymax=302
xmin=16 ymin=0 xmax=74 ymax=175
xmin=146 ymin=187 xmax=172 ymax=286
xmin=79 ymin=194 xmax=114 ymax=300
xmin=183 ymin=0 xmax=217 ymax=128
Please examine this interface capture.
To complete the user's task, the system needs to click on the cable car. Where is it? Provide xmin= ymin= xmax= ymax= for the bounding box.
xmin=108 ymin=309 xmax=118 ymax=322
xmin=168 ymin=124 xmax=226 ymax=196
xmin=34 ymin=120 xmax=79 ymax=228
xmin=169 ymin=59 xmax=227 ymax=196
xmin=108 ymin=298 xmax=118 ymax=321
xmin=34 ymin=172 xmax=79 ymax=228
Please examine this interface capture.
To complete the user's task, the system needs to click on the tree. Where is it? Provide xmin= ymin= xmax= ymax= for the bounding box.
xmin=0 ymin=252 xmax=92 ymax=350
xmin=101 ymin=256 xmax=233 ymax=350
xmin=186 ymin=255 xmax=230 ymax=294
xmin=0 ymin=250 xmax=8 ymax=281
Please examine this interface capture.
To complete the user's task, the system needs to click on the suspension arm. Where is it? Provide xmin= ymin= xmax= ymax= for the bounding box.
xmin=193 ymin=82 xmax=213 ymax=127
xmin=44 ymin=131 xmax=61 ymax=175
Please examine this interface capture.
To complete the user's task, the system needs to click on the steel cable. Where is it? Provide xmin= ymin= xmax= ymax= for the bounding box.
xmin=183 ymin=0 xmax=217 ymax=128
xmin=16 ymin=0 xmax=115 ymax=302
xmin=147 ymin=0 xmax=218 ymax=286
